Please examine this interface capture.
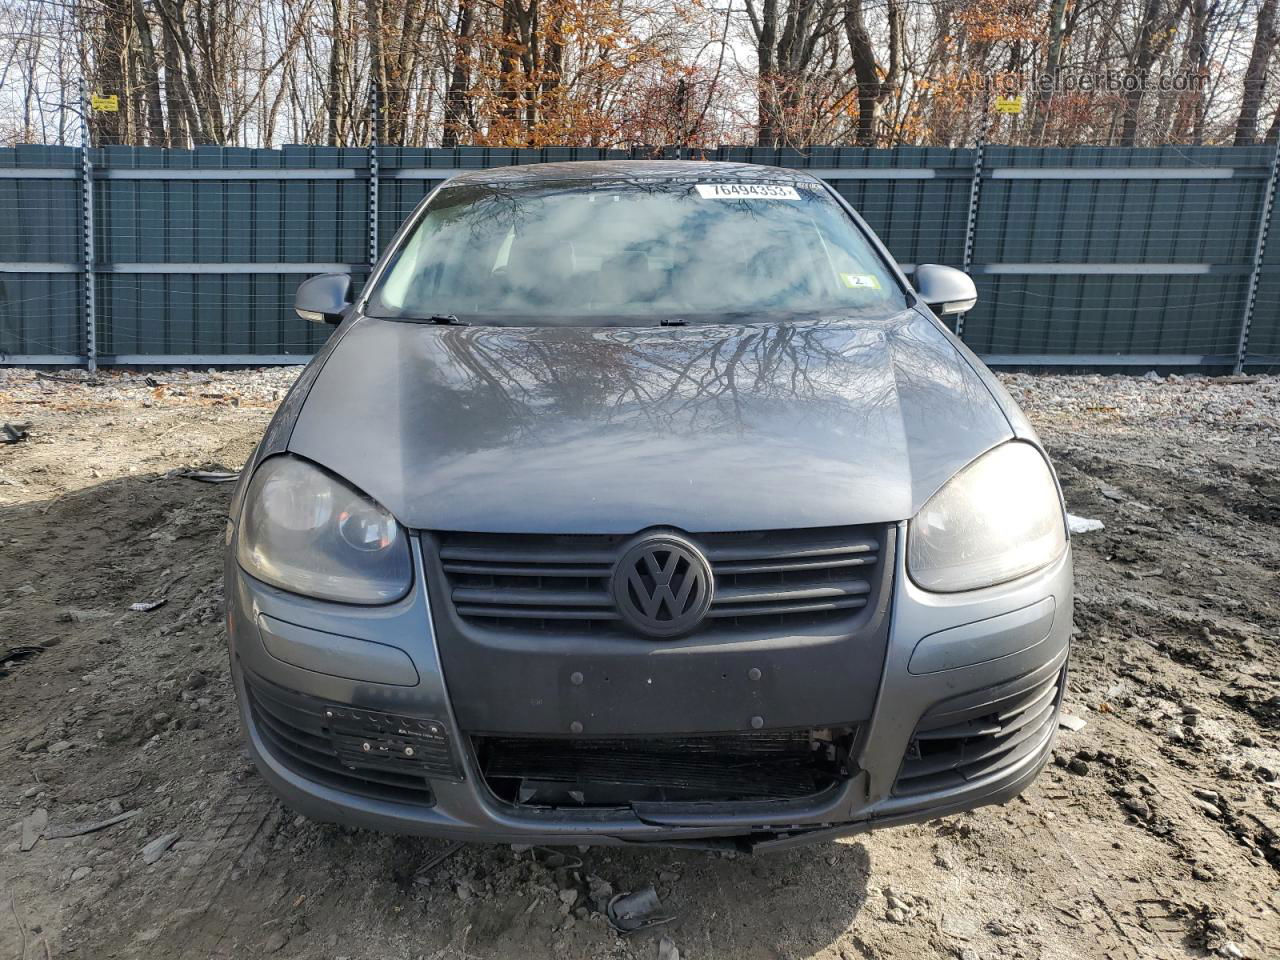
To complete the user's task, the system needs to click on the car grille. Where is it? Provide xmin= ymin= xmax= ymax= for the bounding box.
xmin=243 ymin=669 xmax=458 ymax=805
xmin=436 ymin=526 xmax=884 ymax=636
xmin=893 ymin=665 xmax=1064 ymax=798
xmin=473 ymin=730 xmax=850 ymax=805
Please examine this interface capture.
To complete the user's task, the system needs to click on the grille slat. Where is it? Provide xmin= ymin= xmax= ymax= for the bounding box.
xmin=437 ymin=526 xmax=883 ymax=637
xmin=455 ymin=604 xmax=623 ymax=621
xmin=452 ymin=586 xmax=613 ymax=608
xmin=995 ymin=681 xmax=1059 ymax=723
xmin=993 ymin=692 xmax=1058 ymax=740
xmin=911 ymin=719 xmax=1003 ymax=742
xmin=700 ymin=537 xmax=879 ymax=563
xmin=713 ymin=555 xmax=876 ymax=575
xmin=440 ymin=544 xmax=618 ymax=565
xmin=894 ymin=666 xmax=1064 ymax=798
xmin=707 ymin=597 xmax=868 ymax=618
xmin=443 ymin=562 xmax=611 ymax=578
xmin=715 ymin=581 xmax=871 ymax=605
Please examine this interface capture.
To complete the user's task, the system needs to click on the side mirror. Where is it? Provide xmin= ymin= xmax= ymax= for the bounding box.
xmin=914 ymin=264 xmax=977 ymax=317
xmin=295 ymin=273 xmax=352 ymax=324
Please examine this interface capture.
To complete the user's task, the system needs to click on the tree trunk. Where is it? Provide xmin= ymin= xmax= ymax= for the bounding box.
xmin=1030 ymin=0 xmax=1071 ymax=144
xmin=1169 ymin=0 xmax=1212 ymax=143
xmin=161 ymin=13 xmax=192 ymax=146
xmin=366 ymin=0 xmax=388 ymax=142
xmin=1235 ymin=0 xmax=1279 ymax=145
xmin=441 ymin=0 xmax=474 ymax=147
xmin=844 ymin=0 xmax=901 ymax=146
xmin=326 ymin=0 xmax=347 ymax=146
xmin=1118 ymin=0 xmax=1188 ymax=147
xmin=746 ymin=0 xmax=779 ymax=146
xmin=93 ymin=0 xmax=133 ymax=145
xmin=131 ymin=0 xmax=169 ymax=145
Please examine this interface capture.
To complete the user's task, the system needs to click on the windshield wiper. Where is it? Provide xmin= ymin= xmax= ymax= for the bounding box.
xmin=426 ymin=313 xmax=469 ymax=326
xmin=659 ymin=317 xmax=687 ymax=326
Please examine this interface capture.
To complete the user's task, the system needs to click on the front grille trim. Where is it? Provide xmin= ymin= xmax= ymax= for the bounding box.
xmin=433 ymin=525 xmax=887 ymax=638
xmin=243 ymin=668 xmax=458 ymax=806
xmin=893 ymin=665 xmax=1065 ymax=798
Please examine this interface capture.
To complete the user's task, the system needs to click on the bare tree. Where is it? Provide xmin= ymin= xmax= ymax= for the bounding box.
xmin=844 ymin=0 xmax=903 ymax=145
xmin=1235 ymin=0 xmax=1278 ymax=143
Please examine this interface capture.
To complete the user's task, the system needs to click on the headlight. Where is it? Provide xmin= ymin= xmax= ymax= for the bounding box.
xmin=909 ymin=442 xmax=1066 ymax=593
xmin=236 ymin=456 xmax=412 ymax=604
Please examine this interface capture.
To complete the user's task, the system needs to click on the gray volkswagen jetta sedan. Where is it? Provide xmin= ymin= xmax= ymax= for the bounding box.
xmin=226 ymin=161 xmax=1072 ymax=852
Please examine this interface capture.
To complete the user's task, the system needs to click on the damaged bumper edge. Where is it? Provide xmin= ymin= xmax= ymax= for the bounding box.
xmin=226 ymin=526 xmax=1073 ymax=850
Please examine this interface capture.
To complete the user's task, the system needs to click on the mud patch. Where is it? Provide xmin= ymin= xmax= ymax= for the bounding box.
xmin=1 ymin=367 xmax=1278 ymax=960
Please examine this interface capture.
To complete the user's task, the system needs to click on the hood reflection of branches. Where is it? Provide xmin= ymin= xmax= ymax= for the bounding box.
xmin=428 ymin=316 xmax=903 ymax=439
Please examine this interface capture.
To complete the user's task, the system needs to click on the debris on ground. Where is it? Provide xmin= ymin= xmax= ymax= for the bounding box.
xmin=262 ymin=929 xmax=290 ymax=953
xmin=606 ymin=884 xmax=674 ymax=934
xmin=411 ymin=841 xmax=464 ymax=882
xmin=45 ymin=809 xmax=140 ymax=840
xmin=19 ymin=809 xmax=48 ymax=851
xmin=140 ymin=832 xmax=180 ymax=865
xmin=1058 ymin=713 xmax=1088 ymax=732
xmin=1067 ymin=513 xmax=1105 ymax=533
xmin=172 ymin=468 xmax=240 ymax=483
xmin=128 ymin=598 xmax=168 ymax=613
xmin=0 ymin=644 xmax=44 ymax=680
xmin=2 ymin=421 xmax=29 ymax=443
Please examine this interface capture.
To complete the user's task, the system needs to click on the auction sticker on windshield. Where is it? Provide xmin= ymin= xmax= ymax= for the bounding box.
xmin=695 ymin=183 xmax=800 ymax=200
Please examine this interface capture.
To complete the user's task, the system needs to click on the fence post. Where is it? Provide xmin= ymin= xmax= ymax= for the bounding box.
xmin=367 ymin=86 xmax=380 ymax=270
xmin=1236 ymin=137 xmax=1280 ymax=373
xmin=957 ymin=106 xmax=990 ymax=342
xmin=78 ymin=80 xmax=97 ymax=372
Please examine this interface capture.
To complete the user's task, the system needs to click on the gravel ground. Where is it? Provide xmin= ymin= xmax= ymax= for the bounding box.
xmin=0 ymin=367 xmax=1277 ymax=960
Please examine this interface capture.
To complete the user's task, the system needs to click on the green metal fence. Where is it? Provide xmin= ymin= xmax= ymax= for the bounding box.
xmin=2 ymin=143 xmax=1278 ymax=369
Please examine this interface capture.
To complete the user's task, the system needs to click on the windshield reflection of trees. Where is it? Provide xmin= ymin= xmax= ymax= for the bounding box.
xmin=440 ymin=176 xmax=831 ymax=254
xmin=407 ymin=177 xmax=866 ymax=321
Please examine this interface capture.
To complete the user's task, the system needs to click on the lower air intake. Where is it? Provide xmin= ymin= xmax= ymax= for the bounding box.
xmin=473 ymin=729 xmax=853 ymax=806
xmin=243 ymin=668 xmax=458 ymax=806
xmin=894 ymin=665 xmax=1064 ymax=798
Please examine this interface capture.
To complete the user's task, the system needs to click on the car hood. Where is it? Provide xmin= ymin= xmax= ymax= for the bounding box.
xmin=288 ymin=312 xmax=1013 ymax=533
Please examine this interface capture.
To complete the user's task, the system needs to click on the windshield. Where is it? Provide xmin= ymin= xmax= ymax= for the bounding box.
xmin=365 ymin=177 xmax=907 ymax=326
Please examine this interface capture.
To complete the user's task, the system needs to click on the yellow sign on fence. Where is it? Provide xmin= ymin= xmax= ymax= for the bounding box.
xmin=90 ymin=94 xmax=119 ymax=112
xmin=994 ymin=96 xmax=1024 ymax=115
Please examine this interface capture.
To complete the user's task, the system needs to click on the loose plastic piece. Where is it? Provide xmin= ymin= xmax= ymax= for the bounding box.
xmin=45 ymin=809 xmax=139 ymax=840
xmin=2 ymin=422 xmax=30 ymax=443
xmin=412 ymin=840 xmax=464 ymax=882
xmin=19 ymin=808 xmax=47 ymax=851
xmin=1067 ymin=514 xmax=1104 ymax=534
xmin=606 ymin=885 xmax=675 ymax=934
xmin=177 ymin=469 xmax=240 ymax=483
xmin=141 ymin=831 xmax=180 ymax=864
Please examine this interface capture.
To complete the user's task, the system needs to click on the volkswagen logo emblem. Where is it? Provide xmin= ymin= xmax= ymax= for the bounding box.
xmin=611 ymin=534 xmax=714 ymax=638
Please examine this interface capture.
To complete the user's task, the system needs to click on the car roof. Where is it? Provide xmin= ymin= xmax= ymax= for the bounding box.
xmin=443 ymin=159 xmax=823 ymax=187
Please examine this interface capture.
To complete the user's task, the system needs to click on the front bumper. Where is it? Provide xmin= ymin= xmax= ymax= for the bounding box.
xmin=225 ymin=525 xmax=1072 ymax=851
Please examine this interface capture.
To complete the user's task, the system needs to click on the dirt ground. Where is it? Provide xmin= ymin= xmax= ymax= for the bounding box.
xmin=1 ymin=366 xmax=1277 ymax=960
